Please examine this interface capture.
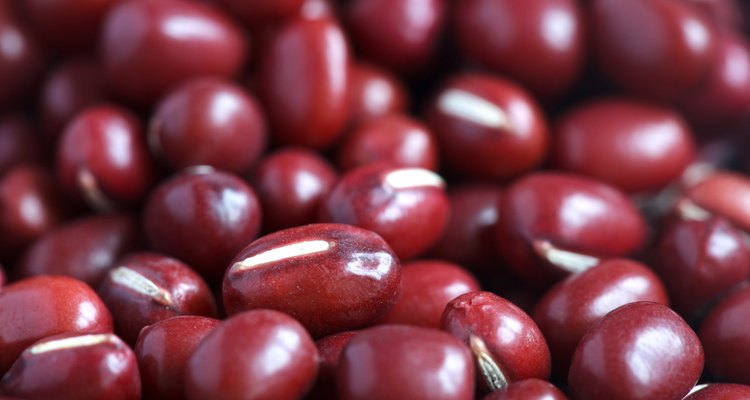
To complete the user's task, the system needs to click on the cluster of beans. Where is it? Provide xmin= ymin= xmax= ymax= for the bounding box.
xmin=4 ymin=0 xmax=750 ymax=399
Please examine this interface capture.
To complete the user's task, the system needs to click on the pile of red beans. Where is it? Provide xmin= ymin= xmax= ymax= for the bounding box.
xmin=5 ymin=0 xmax=750 ymax=399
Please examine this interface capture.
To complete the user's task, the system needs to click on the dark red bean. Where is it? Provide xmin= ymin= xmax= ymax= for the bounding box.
xmin=21 ymin=0 xmax=119 ymax=53
xmin=248 ymin=147 xmax=338 ymax=233
xmin=216 ymin=0 xmax=304 ymax=25
xmin=343 ymin=0 xmax=444 ymax=75
xmin=430 ymin=184 xmax=503 ymax=270
xmin=0 ymin=12 xmax=44 ymax=109
xmin=680 ymin=31 xmax=750 ymax=128
xmin=0 ymin=332 xmax=140 ymax=400
xmin=482 ymin=379 xmax=568 ymax=400
xmin=143 ymin=168 xmax=261 ymax=282
xmin=495 ymin=172 xmax=646 ymax=286
xmin=0 ymin=275 xmax=113 ymax=375
xmin=532 ymin=259 xmax=669 ymax=377
xmin=338 ymin=325 xmax=475 ymax=400
xmin=0 ymin=165 xmax=67 ymax=260
xmin=0 ymin=115 xmax=42 ymax=176
xmin=553 ymin=99 xmax=695 ymax=193
xmin=307 ymin=331 xmax=359 ymax=400
xmin=454 ymin=0 xmax=585 ymax=101
xmin=223 ymin=223 xmax=401 ymax=338
xmin=39 ymin=57 xmax=106 ymax=147
xmin=442 ymin=291 xmax=551 ymax=389
xmin=100 ymin=0 xmax=247 ymax=107
xmin=569 ymin=302 xmax=704 ymax=400
xmin=688 ymin=0 xmax=743 ymax=28
xmin=377 ymin=260 xmax=479 ymax=328
xmin=149 ymin=77 xmax=267 ymax=173
xmin=185 ymin=309 xmax=318 ymax=400
xmin=17 ymin=214 xmax=140 ymax=286
xmin=337 ymin=114 xmax=439 ymax=171
xmin=135 ymin=316 xmax=220 ymax=400
xmin=700 ymin=285 xmax=750 ymax=384
xmin=320 ymin=163 xmax=450 ymax=260
xmin=347 ymin=62 xmax=409 ymax=125
xmin=56 ymin=105 xmax=157 ymax=211
xmin=682 ymin=171 xmax=750 ymax=232
xmin=258 ymin=16 xmax=349 ymax=149
xmin=655 ymin=216 xmax=750 ymax=319
xmin=425 ymin=73 xmax=549 ymax=181
xmin=590 ymin=0 xmax=718 ymax=101
xmin=684 ymin=383 xmax=750 ymax=400
xmin=97 ymin=252 xmax=218 ymax=345
xmin=0 ymin=264 xmax=5 ymax=288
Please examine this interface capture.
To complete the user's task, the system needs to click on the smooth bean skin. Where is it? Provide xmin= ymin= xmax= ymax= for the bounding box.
xmin=553 ymin=99 xmax=695 ymax=193
xmin=258 ymin=16 xmax=349 ymax=150
xmin=100 ymin=0 xmax=247 ymax=107
xmin=495 ymin=172 xmax=646 ymax=286
xmin=185 ymin=310 xmax=319 ymax=400
xmin=223 ymin=223 xmax=401 ymax=338
xmin=424 ymin=73 xmax=549 ymax=181
xmin=700 ymin=285 xmax=750 ymax=384
xmin=337 ymin=325 xmax=475 ymax=400
xmin=533 ymin=259 xmax=669 ymax=377
xmin=569 ymin=302 xmax=704 ymax=400
xmin=590 ymin=0 xmax=718 ymax=101
xmin=453 ymin=0 xmax=585 ymax=101
xmin=0 ymin=276 xmax=114 ymax=375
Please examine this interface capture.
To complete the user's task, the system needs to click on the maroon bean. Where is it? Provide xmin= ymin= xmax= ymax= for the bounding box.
xmin=425 ymin=73 xmax=549 ymax=181
xmin=0 ymin=115 xmax=41 ymax=176
xmin=185 ymin=309 xmax=318 ymax=400
xmin=482 ymin=379 xmax=568 ymax=400
xmin=143 ymin=168 xmax=261 ymax=282
xmin=655 ymin=216 xmax=750 ymax=319
xmin=308 ymin=331 xmax=359 ymax=400
xmin=377 ymin=260 xmax=479 ymax=328
xmin=0 ymin=12 xmax=44 ymax=109
xmin=56 ymin=105 xmax=157 ymax=211
xmin=0 ymin=275 xmax=113 ymax=375
xmin=149 ymin=77 xmax=267 ymax=173
xmin=553 ymin=99 xmax=695 ymax=193
xmin=0 ymin=165 xmax=67 ymax=260
xmin=0 ymin=332 xmax=140 ymax=400
xmin=442 ymin=291 xmax=551 ymax=389
xmin=682 ymin=171 xmax=750 ymax=232
xmin=430 ymin=184 xmax=503 ymax=270
xmin=338 ymin=325 xmax=475 ymax=400
xmin=590 ymin=0 xmax=718 ymax=101
xmin=248 ymin=147 xmax=338 ymax=233
xmin=337 ymin=114 xmax=439 ymax=171
xmin=495 ymin=172 xmax=646 ymax=286
xmin=688 ymin=0 xmax=743 ymax=28
xmin=684 ymin=383 xmax=750 ymax=400
xmin=258 ymin=16 xmax=349 ymax=149
xmin=97 ymin=252 xmax=218 ymax=345
xmin=135 ymin=316 xmax=220 ymax=400
xmin=679 ymin=31 xmax=750 ymax=128
xmin=343 ymin=0 xmax=444 ymax=75
xmin=532 ymin=259 xmax=669 ymax=377
xmin=100 ymin=0 xmax=247 ymax=107
xmin=569 ymin=302 xmax=704 ymax=400
xmin=700 ymin=285 xmax=750 ymax=384
xmin=320 ymin=163 xmax=450 ymax=260
xmin=21 ymin=0 xmax=120 ymax=53
xmin=17 ymin=214 xmax=140 ymax=286
xmin=347 ymin=62 xmax=409 ymax=125
xmin=216 ymin=0 xmax=304 ymax=25
xmin=454 ymin=0 xmax=585 ymax=101
xmin=39 ymin=57 xmax=106 ymax=147
xmin=0 ymin=264 xmax=5 ymax=288
xmin=223 ymin=223 xmax=401 ymax=338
